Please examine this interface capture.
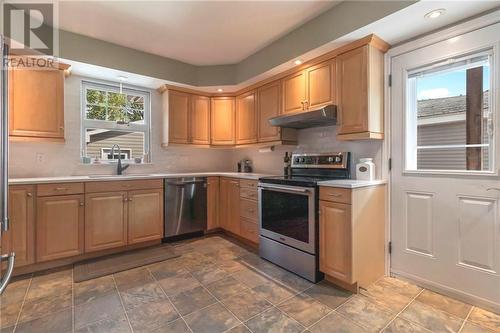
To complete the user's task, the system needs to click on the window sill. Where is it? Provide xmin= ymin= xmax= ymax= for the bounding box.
xmin=402 ymin=169 xmax=499 ymax=177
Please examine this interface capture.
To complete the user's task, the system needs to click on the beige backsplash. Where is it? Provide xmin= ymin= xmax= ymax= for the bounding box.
xmin=10 ymin=75 xmax=382 ymax=179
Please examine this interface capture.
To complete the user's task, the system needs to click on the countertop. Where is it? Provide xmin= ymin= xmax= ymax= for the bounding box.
xmin=9 ymin=172 xmax=273 ymax=185
xmin=317 ymin=179 xmax=387 ymax=189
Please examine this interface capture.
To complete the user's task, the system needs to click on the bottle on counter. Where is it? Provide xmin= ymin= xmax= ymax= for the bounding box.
xmin=356 ymin=158 xmax=375 ymax=181
xmin=284 ymin=152 xmax=290 ymax=176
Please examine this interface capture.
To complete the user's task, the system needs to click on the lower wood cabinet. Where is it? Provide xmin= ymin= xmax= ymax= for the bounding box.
xmin=207 ymin=177 xmax=220 ymax=230
xmin=128 ymin=189 xmax=163 ymax=244
xmin=219 ymin=177 xmax=240 ymax=234
xmin=85 ymin=191 xmax=128 ymax=253
xmin=36 ymin=194 xmax=84 ymax=262
xmin=1 ymin=185 xmax=35 ymax=267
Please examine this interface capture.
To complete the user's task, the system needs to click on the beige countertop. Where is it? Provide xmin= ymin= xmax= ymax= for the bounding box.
xmin=9 ymin=172 xmax=273 ymax=185
xmin=317 ymin=179 xmax=387 ymax=189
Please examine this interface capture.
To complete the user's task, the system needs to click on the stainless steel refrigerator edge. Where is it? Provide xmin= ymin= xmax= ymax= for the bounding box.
xmin=164 ymin=177 xmax=207 ymax=238
xmin=0 ymin=36 xmax=16 ymax=294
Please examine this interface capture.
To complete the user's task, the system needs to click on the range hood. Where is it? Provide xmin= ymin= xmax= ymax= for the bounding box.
xmin=268 ymin=104 xmax=337 ymax=129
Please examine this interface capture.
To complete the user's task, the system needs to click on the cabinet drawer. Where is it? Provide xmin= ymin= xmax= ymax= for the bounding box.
xmin=37 ymin=182 xmax=84 ymax=197
xmin=240 ymin=187 xmax=257 ymax=201
xmin=240 ymin=179 xmax=258 ymax=189
xmin=85 ymin=179 xmax=163 ymax=193
xmin=240 ymin=218 xmax=259 ymax=243
xmin=240 ymin=198 xmax=258 ymax=221
xmin=319 ymin=187 xmax=351 ymax=204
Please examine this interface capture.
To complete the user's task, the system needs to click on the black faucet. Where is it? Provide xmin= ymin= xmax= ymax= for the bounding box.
xmin=110 ymin=144 xmax=129 ymax=175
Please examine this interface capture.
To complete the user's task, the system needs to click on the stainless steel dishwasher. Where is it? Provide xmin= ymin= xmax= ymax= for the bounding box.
xmin=164 ymin=177 xmax=207 ymax=240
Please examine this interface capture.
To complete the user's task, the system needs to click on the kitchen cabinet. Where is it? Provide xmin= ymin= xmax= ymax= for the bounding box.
xmin=211 ymin=97 xmax=235 ymax=145
xmin=207 ymin=176 xmax=220 ymax=230
xmin=281 ymin=60 xmax=334 ymax=114
xmin=9 ymin=60 xmax=69 ymax=141
xmin=219 ymin=177 xmax=240 ymax=234
xmin=1 ymin=185 xmax=35 ymax=267
xmin=128 ymin=189 xmax=164 ymax=244
xmin=236 ymin=91 xmax=257 ymax=145
xmin=36 ymin=194 xmax=84 ymax=262
xmin=238 ymin=180 xmax=259 ymax=244
xmin=319 ymin=184 xmax=386 ymax=292
xmin=191 ymin=95 xmax=211 ymax=144
xmin=168 ymin=90 xmax=190 ymax=144
xmin=85 ymin=191 xmax=128 ymax=252
xmin=336 ymin=45 xmax=385 ymax=140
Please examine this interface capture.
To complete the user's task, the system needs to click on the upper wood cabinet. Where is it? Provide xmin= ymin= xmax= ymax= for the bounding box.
xmin=257 ymin=81 xmax=281 ymax=142
xmin=236 ymin=91 xmax=257 ymax=145
xmin=211 ymin=97 xmax=235 ymax=146
xmin=281 ymin=70 xmax=306 ymax=114
xmin=36 ymin=194 xmax=84 ymax=262
xmin=336 ymin=45 xmax=384 ymax=140
xmin=191 ymin=95 xmax=211 ymax=145
xmin=128 ymin=189 xmax=164 ymax=244
xmin=168 ymin=90 xmax=190 ymax=144
xmin=1 ymin=185 xmax=35 ymax=267
xmin=207 ymin=176 xmax=220 ymax=231
xmin=9 ymin=61 xmax=69 ymax=141
xmin=85 ymin=191 xmax=128 ymax=253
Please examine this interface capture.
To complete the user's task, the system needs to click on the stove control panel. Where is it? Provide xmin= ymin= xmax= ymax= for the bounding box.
xmin=291 ymin=152 xmax=349 ymax=169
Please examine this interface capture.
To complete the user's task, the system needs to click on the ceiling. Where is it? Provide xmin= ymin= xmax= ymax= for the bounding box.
xmin=58 ymin=1 xmax=340 ymax=66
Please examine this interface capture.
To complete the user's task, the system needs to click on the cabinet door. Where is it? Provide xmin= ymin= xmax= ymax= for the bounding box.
xmin=36 ymin=195 xmax=84 ymax=262
xmin=219 ymin=178 xmax=240 ymax=234
xmin=319 ymin=200 xmax=352 ymax=283
xmin=236 ymin=91 xmax=257 ymax=144
xmin=9 ymin=67 xmax=65 ymax=139
xmin=257 ymin=81 xmax=281 ymax=142
xmin=219 ymin=178 xmax=230 ymax=230
xmin=207 ymin=177 xmax=220 ymax=230
xmin=1 ymin=185 xmax=35 ymax=267
xmin=168 ymin=90 xmax=190 ymax=144
xmin=211 ymin=97 xmax=235 ymax=145
xmin=128 ymin=189 xmax=164 ymax=244
xmin=281 ymin=70 xmax=306 ymax=114
xmin=306 ymin=60 xmax=335 ymax=110
xmin=336 ymin=46 xmax=368 ymax=134
xmin=191 ymin=95 xmax=211 ymax=145
xmin=85 ymin=192 xmax=128 ymax=252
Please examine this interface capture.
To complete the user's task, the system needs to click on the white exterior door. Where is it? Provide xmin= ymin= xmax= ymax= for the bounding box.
xmin=390 ymin=23 xmax=500 ymax=311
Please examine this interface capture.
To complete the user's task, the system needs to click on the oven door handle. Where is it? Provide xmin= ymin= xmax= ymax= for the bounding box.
xmin=258 ymin=184 xmax=311 ymax=194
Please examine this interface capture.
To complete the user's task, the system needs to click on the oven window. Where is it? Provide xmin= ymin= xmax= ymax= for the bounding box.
xmin=261 ymin=190 xmax=309 ymax=243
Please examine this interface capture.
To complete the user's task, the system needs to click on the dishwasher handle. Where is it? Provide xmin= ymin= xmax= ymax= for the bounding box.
xmin=166 ymin=180 xmax=207 ymax=186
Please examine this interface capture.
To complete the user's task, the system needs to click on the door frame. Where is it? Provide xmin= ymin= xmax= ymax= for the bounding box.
xmin=383 ymin=9 xmax=500 ymax=310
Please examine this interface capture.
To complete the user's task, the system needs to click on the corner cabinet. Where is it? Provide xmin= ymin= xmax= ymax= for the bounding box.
xmin=9 ymin=60 xmax=69 ymax=142
xmin=236 ymin=91 xmax=257 ymax=145
xmin=319 ymin=185 xmax=386 ymax=292
xmin=211 ymin=97 xmax=236 ymax=146
xmin=336 ymin=43 xmax=386 ymax=140
xmin=168 ymin=90 xmax=191 ymax=144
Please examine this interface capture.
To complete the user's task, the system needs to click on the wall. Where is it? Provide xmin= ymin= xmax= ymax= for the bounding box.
xmin=9 ymin=75 xmax=233 ymax=178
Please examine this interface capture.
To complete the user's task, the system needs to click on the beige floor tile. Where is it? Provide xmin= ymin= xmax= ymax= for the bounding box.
xmin=18 ymin=289 xmax=72 ymax=324
xmin=120 ymin=282 xmax=168 ymax=310
xmin=15 ymin=309 xmax=72 ymax=333
xmin=468 ymin=308 xmax=500 ymax=333
xmin=226 ymin=324 xmax=252 ymax=333
xmin=416 ymin=290 xmax=472 ymax=319
xmin=400 ymin=300 xmax=464 ymax=333
xmin=376 ymin=277 xmax=423 ymax=298
xmin=278 ymin=293 xmax=332 ymax=327
xmin=0 ymin=278 xmax=31 ymax=307
xmin=148 ymin=259 xmax=189 ymax=280
xmin=222 ymin=289 xmax=272 ymax=321
xmin=75 ymin=314 xmax=132 ymax=333
xmin=462 ymin=322 xmax=498 ymax=333
xmin=310 ymin=312 xmax=368 ymax=333
xmin=245 ymin=307 xmax=304 ymax=333
xmin=73 ymin=275 xmax=116 ymax=306
xmin=232 ymin=267 xmax=271 ymax=289
xmin=304 ymin=280 xmax=352 ymax=309
xmin=0 ymin=301 xmax=23 ymax=328
xmin=362 ymin=280 xmax=413 ymax=312
xmin=191 ymin=265 xmax=228 ymax=285
xmin=149 ymin=318 xmax=191 ymax=333
xmin=252 ymin=280 xmax=296 ymax=305
xmin=126 ymin=299 xmax=180 ymax=333
xmin=206 ymin=276 xmax=248 ymax=300
xmin=337 ymin=295 xmax=394 ymax=332
xmin=170 ymin=285 xmax=217 ymax=316
xmin=383 ymin=317 xmax=431 ymax=333
xmin=157 ymin=273 xmax=201 ymax=297
xmin=74 ymin=292 xmax=125 ymax=329
xmin=113 ymin=267 xmax=155 ymax=291
xmin=184 ymin=303 xmax=240 ymax=333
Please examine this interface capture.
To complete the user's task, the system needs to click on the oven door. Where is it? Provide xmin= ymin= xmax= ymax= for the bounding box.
xmin=258 ymin=183 xmax=316 ymax=254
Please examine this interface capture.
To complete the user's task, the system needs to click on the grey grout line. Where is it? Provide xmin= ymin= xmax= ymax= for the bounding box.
xmin=457 ymin=306 xmax=475 ymax=333
xmin=11 ymin=273 xmax=33 ymax=333
xmin=378 ymin=288 xmax=425 ymax=332
xmin=111 ymin=275 xmax=136 ymax=333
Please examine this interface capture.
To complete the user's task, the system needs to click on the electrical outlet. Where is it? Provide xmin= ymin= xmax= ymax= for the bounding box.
xmin=36 ymin=153 xmax=44 ymax=164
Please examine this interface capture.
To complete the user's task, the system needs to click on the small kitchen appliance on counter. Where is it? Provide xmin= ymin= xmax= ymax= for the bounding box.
xmin=356 ymin=158 xmax=375 ymax=180
xmin=258 ymin=152 xmax=351 ymax=282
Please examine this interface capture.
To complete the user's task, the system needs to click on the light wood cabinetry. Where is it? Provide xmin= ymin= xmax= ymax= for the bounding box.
xmin=9 ymin=61 xmax=69 ymax=141
xmin=319 ymin=185 xmax=386 ymax=292
xmin=207 ymin=176 xmax=220 ymax=230
xmin=238 ymin=180 xmax=259 ymax=244
xmin=191 ymin=95 xmax=211 ymax=144
xmin=257 ymin=81 xmax=281 ymax=142
xmin=236 ymin=91 xmax=257 ymax=144
xmin=1 ymin=185 xmax=35 ymax=267
xmin=168 ymin=90 xmax=190 ymax=144
xmin=336 ymin=45 xmax=384 ymax=140
xmin=211 ymin=97 xmax=236 ymax=146
xmin=128 ymin=189 xmax=164 ymax=244
xmin=219 ymin=177 xmax=240 ymax=234
xmin=85 ymin=192 xmax=128 ymax=252
xmin=36 ymin=194 xmax=84 ymax=262
xmin=281 ymin=71 xmax=307 ymax=114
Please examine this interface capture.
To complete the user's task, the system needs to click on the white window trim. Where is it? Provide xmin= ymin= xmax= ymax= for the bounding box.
xmin=81 ymin=80 xmax=151 ymax=163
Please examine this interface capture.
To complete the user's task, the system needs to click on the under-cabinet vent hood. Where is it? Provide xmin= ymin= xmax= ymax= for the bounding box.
xmin=268 ymin=105 xmax=337 ymax=129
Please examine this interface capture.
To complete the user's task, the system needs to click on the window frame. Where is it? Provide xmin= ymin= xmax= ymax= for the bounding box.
xmin=403 ymin=48 xmax=496 ymax=175
xmin=80 ymin=80 xmax=151 ymax=163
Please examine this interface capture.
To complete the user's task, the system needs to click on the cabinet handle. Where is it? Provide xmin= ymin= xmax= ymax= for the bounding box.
xmin=128 ymin=198 xmax=133 ymax=202
xmin=303 ymin=100 xmax=309 ymax=109
xmin=300 ymin=101 xmax=304 ymax=110
xmin=79 ymin=202 xmax=84 ymax=206
xmin=26 ymin=192 xmax=32 ymax=197
xmin=54 ymin=187 xmax=67 ymax=191
xmin=59 ymin=126 xmax=64 ymax=130
xmin=328 ymin=193 xmax=342 ymax=197
xmin=123 ymin=198 xmax=128 ymax=202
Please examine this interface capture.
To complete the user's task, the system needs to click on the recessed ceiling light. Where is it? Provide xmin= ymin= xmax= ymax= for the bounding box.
xmin=217 ymin=88 xmax=223 ymax=92
xmin=448 ymin=36 xmax=461 ymax=43
xmin=117 ymin=75 xmax=128 ymax=81
xmin=293 ymin=59 xmax=303 ymax=65
xmin=425 ymin=8 xmax=446 ymax=19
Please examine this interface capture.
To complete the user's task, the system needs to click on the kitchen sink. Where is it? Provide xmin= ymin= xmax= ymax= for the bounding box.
xmin=86 ymin=174 xmax=162 ymax=179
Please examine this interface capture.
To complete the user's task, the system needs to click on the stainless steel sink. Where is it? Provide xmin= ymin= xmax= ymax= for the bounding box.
xmin=86 ymin=174 xmax=162 ymax=179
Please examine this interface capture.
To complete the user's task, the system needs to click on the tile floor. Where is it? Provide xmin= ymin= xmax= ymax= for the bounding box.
xmin=1 ymin=235 xmax=499 ymax=333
